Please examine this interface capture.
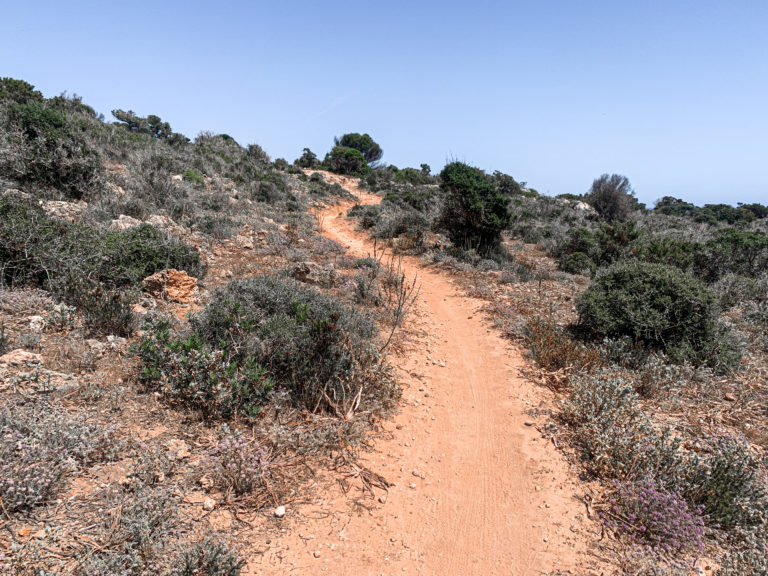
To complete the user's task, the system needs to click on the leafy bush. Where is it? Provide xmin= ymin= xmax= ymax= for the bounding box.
xmin=191 ymin=276 xmax=395 ymax=414
xmin=577 ymin=261 xmax=740 ymax=371
xmin=132 ymin=321 xmax=274 ymax=419
xmin=2 ymin=99 xmax=103 ymax=199
xmin=0 ymin=197 xmax=204 ymax=289
xmin=684 ymin=434 xmax=766 ymax=529
xmin=695 ymin=228 xmax=768 ymax=282
xmin=323 ymin=145 xmax=370 ymax=176
xmin=438 ymin=161 xmax=510 ymax=252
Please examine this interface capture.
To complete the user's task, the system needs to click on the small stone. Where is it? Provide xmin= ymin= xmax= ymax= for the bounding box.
xmin=524 ymin=421 xmax=535 ymax=427
xmin=28 ymin=316 xmax=45 ymax=333
xmin=274 ymin=505 xmax=286 ymax=518
xmin=202 ymin=497 xmax=215 ymax=511
xmin=409 ymin=483 xmax=417 ymax=489
xmin=199 ymin=475 xmax=214 ymax=491
xmin=724 ymin=392 xmax=736 ymax=402
xmin=313 ymin=551 xmax=321 ymax=558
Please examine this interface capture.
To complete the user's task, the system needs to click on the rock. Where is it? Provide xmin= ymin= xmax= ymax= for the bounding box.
xmin=132 ymin=303 xmax=148 ymax=322
xmin=171 ymin=174 xmax=183 ymax=182
xmin=313 ymin=551 xmax=321 ymax=558
xmin=524 ymin=420 xmax=535 ymax=427
xmin=86 ymin=339 xmax=106 ymax=354
xmin=165 ymin=439 xmax=191 ymax=460
xmin=0 ymin=349 xmax=43 ymax=366
xmin=146 ymin=214 xmax=186 ymax=236
xmin=572 ymin=201 xmax=594 ymax=212
xmin=110 ymin=214 xmax=143 ymax=231
xmin=724 ymin=392 xmax=736 ymax=402
xmin=28 ymin=315 xmax=45 ymax=333
xmin=293 ymin=261 xmax=324 ymax=285
xmin=236 ymin=234 xmax=254 ymax=250
xmin=199 ymin=475 xmax=214 ymax=492
xmin=202 ymin=497 xmax=216 ymax=511
xmin=274 ymin=505 xmax=286 ymax=518
xmin=40 ymin=200 xmax=88 ymax=222
xmin=142 ymin=269 xmax=197 ymax=303
xmin=106 ymin=335 xmax=128 ymax=350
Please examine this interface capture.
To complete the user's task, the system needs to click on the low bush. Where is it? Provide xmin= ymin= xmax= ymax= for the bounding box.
xmin=132 ymin=321 xmax=274 ymax=419
xmin=192 ymin=276 xmax=395 ymax=414
xmin=208 ymin=427 xmax=269 ymax=495
xmin=0 ymin=402 xmax=119 ymax=512
xmin=576 ymin=261 xmax=740 ymax=371
xmin=603 ymin=478 xmax=705 ymax=563
xmin=684 ymin=434 xmax=766 ymax=529
xmin=562 ymin=373 xmax=682 ymax=481
xmin=173 ymin=537 xmax=245 ymax=576
xmin=134 ymin=276 xmax=398 ymax=418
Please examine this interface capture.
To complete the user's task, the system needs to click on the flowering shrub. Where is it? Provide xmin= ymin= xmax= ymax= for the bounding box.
xmin=603 ymin=478 xmax=705 ymax=563
xmin=0 ymin=429 xmax=73 ymax=512
xmin=208 ymin=429 xmax=269 ymax=495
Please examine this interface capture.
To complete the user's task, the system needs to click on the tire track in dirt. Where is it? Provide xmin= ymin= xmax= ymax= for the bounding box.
xmin=250 ymin=174 xmax=599 ymax=576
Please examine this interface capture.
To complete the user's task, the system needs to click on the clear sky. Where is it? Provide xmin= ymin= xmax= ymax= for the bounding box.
xmin=3 ymin=1 xmax=767 ymax=206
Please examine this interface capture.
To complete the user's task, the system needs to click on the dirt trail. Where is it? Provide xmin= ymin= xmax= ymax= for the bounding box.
xmin=252 ymin=175 xmax=596 ymax=575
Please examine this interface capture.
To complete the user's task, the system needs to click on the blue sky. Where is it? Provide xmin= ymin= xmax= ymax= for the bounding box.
xmin=3 ymin=1 xmax=767 ymax=206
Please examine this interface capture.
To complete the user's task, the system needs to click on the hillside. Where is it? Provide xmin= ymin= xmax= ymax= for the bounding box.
xmin=2 ymin=78 xmax=768 ymax=575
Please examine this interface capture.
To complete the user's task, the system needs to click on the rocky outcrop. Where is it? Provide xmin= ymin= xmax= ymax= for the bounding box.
xmin=142 ymin=269 xmax=197 ymax=303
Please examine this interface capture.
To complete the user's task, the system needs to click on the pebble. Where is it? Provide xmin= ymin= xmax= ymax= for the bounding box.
xmin=202 ymin=497 xmax=215 ymax=511
xmin=274 ymin=505 xmax=286 ymax=518
xmin=524 ymin=421 xmax=534 ymax=427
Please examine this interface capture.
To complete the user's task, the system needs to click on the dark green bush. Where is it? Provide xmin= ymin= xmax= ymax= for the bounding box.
xmin=577 ymin=261 xmax=739 ymax=371
xmin=132 ymin=321 xmax=274 ymax=419
xmin=3 ymin=99 xmax=103 ymax=199
xmin=334 ymin=132 xmax=383 ymax=165
xmin=438 ymin=162 xmax=510 ymax=252
xmin=695 ymin=228 xmax=768 ymax=282
xmin=190 ymin=276 xmax=395 ymax=414
xmin=134 ymin=276 xmax=398 ymax=418
xmin=323 ymin=145 xmax=370 ymax=176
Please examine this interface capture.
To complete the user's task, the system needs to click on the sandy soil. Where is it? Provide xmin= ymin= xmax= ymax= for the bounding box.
xmin=249 ymin=175 xmax=600 ymax=576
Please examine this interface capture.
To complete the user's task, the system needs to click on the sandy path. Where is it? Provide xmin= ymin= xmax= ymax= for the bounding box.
xmin=251 ymin=175 xmax=595 ymax=575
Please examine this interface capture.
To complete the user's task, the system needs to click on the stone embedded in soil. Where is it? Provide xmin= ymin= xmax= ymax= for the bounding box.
xmin=0 ymin=349 xmax=43 ymax=366
xmin=274 ymin=505 xmax=286 ymax=518
xmin=202 ymin=497 xmax=216 ymax=511
xmin=142 ymin=269 xmax=197 ymax=303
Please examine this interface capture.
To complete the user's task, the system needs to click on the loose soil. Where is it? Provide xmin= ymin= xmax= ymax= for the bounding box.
xmin=248 ymin=175 xmax=602 ymax=575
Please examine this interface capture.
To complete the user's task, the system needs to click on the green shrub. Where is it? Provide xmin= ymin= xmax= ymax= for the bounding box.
xmin=438 ymin=161 xmax=510 ymax=252
xmin=577 ymin=261 xmax=739 ymax=371
xmin=334 ymin=132 xmax=383 ymax=165
xmin=191 ymin=276 xmax=396 ymax=414
xmin=0 ymin=198 xmax=204 ymax=290
xmin=323 ymin=145 xmax=370 ymax=176
xmin=182 ymin=168 xmax=204 ymax=184
xmin=684 ymin=434 xmax=766 ymax=529
xmin=695 ymin=228 xmax=768 ymax=281
xmin=132 ymin=321 xmax=274 ymax=419
xmin=134 ymin=277 xmax=398 ymax=418
xmin=3 ymin=99 xmax=103 ymax=199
